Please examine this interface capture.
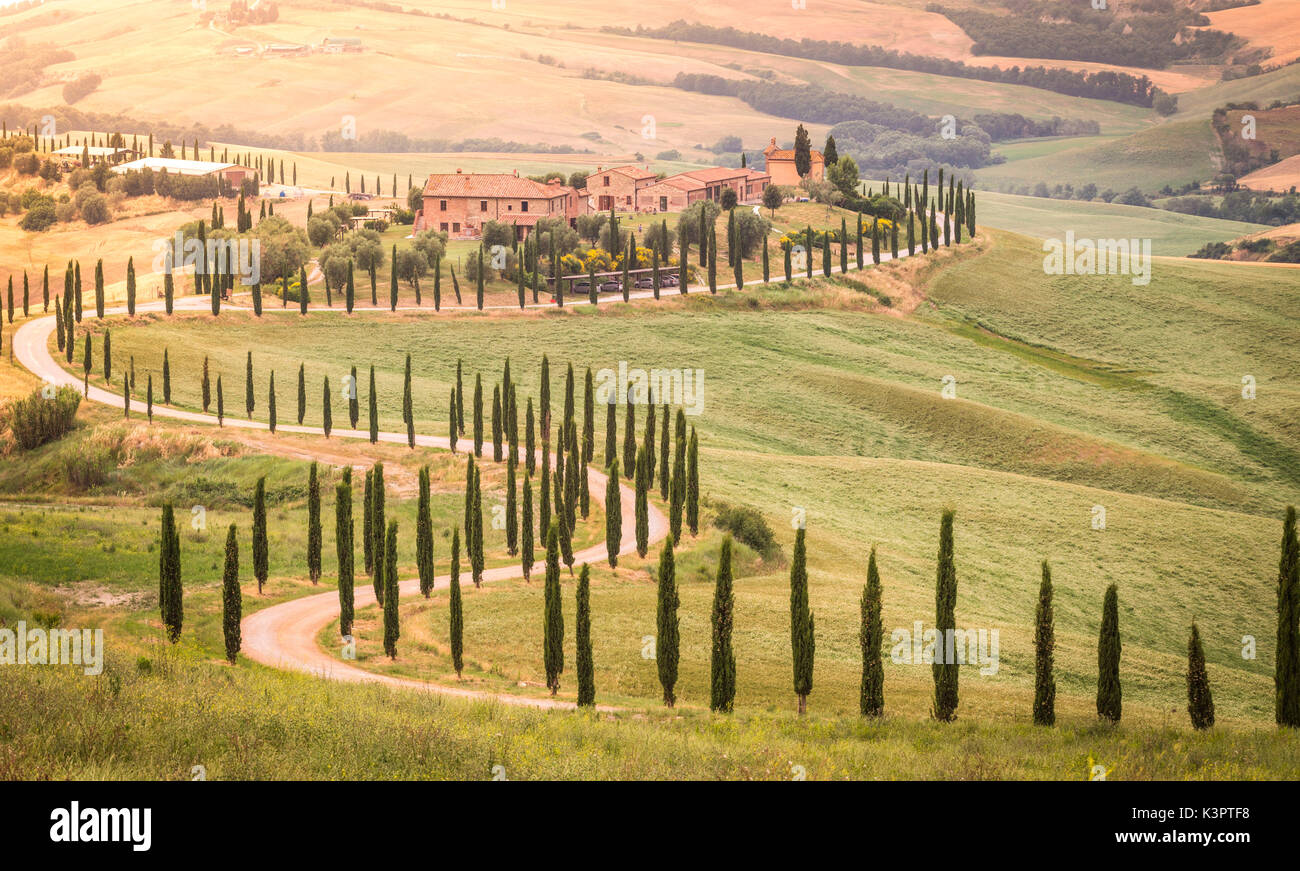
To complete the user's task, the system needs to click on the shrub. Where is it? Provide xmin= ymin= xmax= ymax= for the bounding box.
xmin=710 ymin=500 xmax=779 ymax=559
xmin=19 ymin=201 xmax=56 ymax=232
xmin=2 ymin=386 xmax=82 ymax=450
xmin=79 ymin=192 xmax=110 ymax=225
xmin=63 ymin=442 xmax=116 ymax=490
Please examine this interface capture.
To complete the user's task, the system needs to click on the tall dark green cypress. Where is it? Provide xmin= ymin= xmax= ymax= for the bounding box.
xmin=634 ymin=446 xmax=649 ymax=557
xmin=252 ymin=476 xmax=268 ymax=594
xmin=575 ymin=563 xmax=595 ymax=707
xmin=604 ymin=457 xmax=622 ymax=567
xmin=336 ymin=478 xmax=355 ymax=637
xmin=932 ymin=510 xmax=958 ymax=721
xmin=543 ymin=519 xmax=564 ymax=695
xmin=245 ymin=352 xmax=254 ymax=418
xmin=417 ymin=466 xmax=434 ymax=596
xmin=669 ymin=409 xmax=686 ymax=541
xmin=1033 ymin=561 xmax=1056 ymax=726
xmin=492 ymin=384 xmax=503 ymax=462
xmin=1187 ymin=622 xmax=1215 ymax=730
xmin=162 ymin=349 xmax=171 ymax=404
xmin=860 ymin=546 xmax=884 ymax=717
xmin=307 ymin=462 xmax=322 ymax=583
xmin=390 ymin=245 xmax=399 ymax=310
xmin=159 ymin=504 xmax=183 ymax=643
xmin=657 ymin=534 xmax=680 ymax=707
xmin=473 ymin=373 xmax=484 ymax=457
xmin=525 ymin=397 xmax=536 ymax=476
xmin=686 ymin=427 xmax=699 ymax=535
xmin=268 ymin=370 xmax=276 ymax=433
xmin=622 ymin=389 xmax=636 ymax=480
xmin=521 ymin=468 xmax=535 ymax=582
xmin=297 ymin=363 xmax=306 ymax=425
xmin=382 ymin=519 xmax=399 ymax=659
xmin=368 ymin=365 xmax=378 ymax=444
xmin=363 ymin=468 xmax=374 ymax=576
xmin=221 ymin=523 xmax=240 ymax=664
xmin=839 ymin=217 xmax=848 ymax=274
xmin=790 ymin=526 xmax=815 ymax=715
xmin=349 ymin=365 xmax=359 ymax=429
xmin=403 ymin=352 xmax=414 ymax=448
xmin=1275 ymin=506 xmax=1299 ymax=726
xmin=449 ymin=526 xmax=464 ymax=677
xmin=371 ymin=462 xmax=386 ymax=603
xmin=605 ymin=395 xmax=618 ymax=468
xmin=322 ymin=377 xmax=332 ymax=437
xmin=1097 ymin=583 xmax=1122 ymax=724
xmin=710 ymin=535 xmax=736 ymax=713
xmin=216 ymin=376 xmax=223 ymax=427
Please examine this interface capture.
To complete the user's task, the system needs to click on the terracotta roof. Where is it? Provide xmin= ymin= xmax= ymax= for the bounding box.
xmin=422 ymin=173 xmax=569 ymax=199
xmin=679 ymin=167 xmax=749 ymax=183
xmin=740 ymin=167 xmax=772 ymax=180
xmin=655 ymin=174 xmax=707 ymax=191
xmin=588 ymin=164 xmax=656 ymax=181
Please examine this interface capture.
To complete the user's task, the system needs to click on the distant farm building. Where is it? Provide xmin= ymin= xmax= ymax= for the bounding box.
xmin=415 ymin=170 xmax=588 ymax=240
xmin=111 ymin=157 xmax=256 ymax=187
xmin=762 ymin=137 xmax=824 ymax=187
xmin=586 ymin=165 xmax=657 ymax=211
xmin=52 ymin=145 xmax=139 ymax=168
xmin=321 ymin=37 xmax=363 ymax=53
xmin=263 ymin=43 xmax=309 ymax=57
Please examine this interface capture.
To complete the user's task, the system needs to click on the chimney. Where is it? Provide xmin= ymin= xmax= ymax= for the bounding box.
xmin=456 ymin=168 xmax=462 ymax=174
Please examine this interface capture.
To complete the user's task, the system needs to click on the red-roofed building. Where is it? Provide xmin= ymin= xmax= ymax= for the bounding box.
xmin=415 ymin=170 xmax=587 ymax=239
xmin=634 ymin=166 xmax=771 ymax=212
xmin=586 ymin=165 xmax=657 ymax=211
xmin=762 ymin=137 xmax=824 ymax=187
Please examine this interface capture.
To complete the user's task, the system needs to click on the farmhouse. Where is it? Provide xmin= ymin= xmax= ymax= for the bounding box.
xmin=321 ymin=36 xmax=362 ymax=53
xmin=111 ymin=157 xmax=257 ymax=187
xmin=586 ymin=165 xmax=657 ymax=211
xmin=415 ymin=170 xmax=587 ymax=240
xmin=762 ymin=137 xmax=824 ymax=187
xmin=633 ymin=167 xmax=771 ymax=212
xmin=51 ymin=145 xmax=139 ymax=168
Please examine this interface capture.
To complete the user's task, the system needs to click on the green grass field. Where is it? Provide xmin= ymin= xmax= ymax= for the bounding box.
xmin=968 ymin=191 xmax=1268 ymax=256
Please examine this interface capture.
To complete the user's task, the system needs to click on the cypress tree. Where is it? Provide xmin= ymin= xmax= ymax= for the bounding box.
xmin=783 ymin=241 xmax=792 ymax=282
xmin=363 ymin=468 xmax=374 ymax=575
xmin=55 ymin=294 xmax=64 ymax=352
xmin=162 ymin=349 xmax=171 ymax=404
xmin=871 ymin=220 xmax=881 ymax=265
xmin=890 ymin=219 xmax=899 ymax=259
xmin=643 ymin=390 xmax=657 ymax=485
xmin=582 ymin=368 xmax=595 ymax=465
xmin=708 ymin=226 xmax=718 ymax=293
xmin=1097 ymin=583 xmax=1122 ymax=724
xmin=297 ymin=363 xmax=306 ymax=425
xmin=686 ymin=427 xmax=699 ymax=535
xmin=805 ymin=227 xmax=814 ymax=279
xmin=576 ymin=563 xmax=595 ymax=707
xmin=123 ymin=374 xmax=130 ymax=418
xmin=371 ymin=463 xmax=386 ymax=603
xmin=82 ymin=332 xmax=92 ymax=386
xmin=221 ymin=523 xmax=240 ymax=664
xmin=492 ymin=384 xmax=503 ymax=462
xmin=657 ymin=534 xmax=680 ymax=707
xmin=669 ymin=410 xmax=686 ymax=541
xmin=543 ymin=520 xmax=564 ymax=695
xmin=472 ymin=461 xmax=484 ymax=587
xmin=159 ymin=503 xmax=183 ymax=643
xmin=860 ymin=546 xmax=884 ymax=717
xmin=604 ymin=395 xmax=617 ymax=468
xmin=252 ymin=477 xmax=268 ymax=594
xmin=933 ymin=509 xmax=958 ymax=721
xmin=245 ymin=352 xmax=254 ymax=418
xmin=322 ymin=376 xmax=332 ymax=437
xmin=147 ymin=374 xmax=153 ymax=422
xmin=839 ymin=217 xmax=848 ymax=274
xmin=821 ymin=228 xmax=831 ymax=277
xmin=382 ymin=519 xmax=399 ymax=659
xmin=540 ymin=429 xmax=551 ymax=534
xmin=299 ymin=266 xmax=309 ymax=314
xmin=455 ymin=359 xmax=467 ymax=435
xmin=403 ymin=352 xmax=414 ymax=448
xmin=659 ymin=405 xmax=670 ymax=500
xmin=449 ymin=526 xmax=464 ymax=677
xmin=1275 ymin=505 xmax=1300 ymax=726
xmin=907 ymin=210 xmax=916 ymax=256
xmin=416 ymin=466 xmax=435 ymax=596
xmin=1187 ymin=622 xmax=1215 ymax=730
xmin=1033 ymin=561 xmax=1056 ymax=726
xmin=349 ymin=365 xmax=359 ymax=429
xmin=94 ymin=259 xmax=104 ymax=318
xmin=449 ymin=388 xmax=458 ymax=453
xmin=710 ymin=535 xmax=736 ymax=713
xmin=390 ymin=245 xmax=399 ymax=310
xmin=622 ymin=389 xmax=636 ymax=480
xmin=307 ymin=462 xmax=322 ymax=583
xmin=336 ymin=478 xmax=355 ymax=637
xmin=200 ymin=355 xmax=210 ymax=410
xmin=216 ymin=376 xmax=224 ymax=427
xmin=268 ymin=370 xmax=276 ymax=433
xmin=856 ymin=213 xmax=865 ymax=269
xmin=473 ymin=373 xmax=483 ymax=457
xmin=761 ymin=237 xmax=769 ymax=283
xmin=368 ymin=365 xmax=378 ymax=444
xmin=634 ymin=447 xmax=649 ymax=557
xmin=506 ymin=453 xmax=519 ymax=556
xmin=521 ymin=468 xmax=535 ymax=582
xmin=790 ymin=526 xmax=815 ymax=715
xmin=475 ymin=246 xmax=485 ymax=310
xmin=346 ymin=260 xmax=355 ymax=313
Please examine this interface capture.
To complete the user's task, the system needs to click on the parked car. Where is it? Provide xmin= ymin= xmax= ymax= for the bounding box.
xmin=661 ymin=273 xmax=679 ymax=286
xmin=573 ymin=280 xmax=590 ymax=293
xmin=633 ymin=276 xmax=655 ymax=289
xmin=599 ymin=280 xmax=621 ymax=293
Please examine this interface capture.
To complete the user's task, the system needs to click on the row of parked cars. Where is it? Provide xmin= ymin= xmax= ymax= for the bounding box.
xmin=568 ymin=273 xmax=681 ymax=294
